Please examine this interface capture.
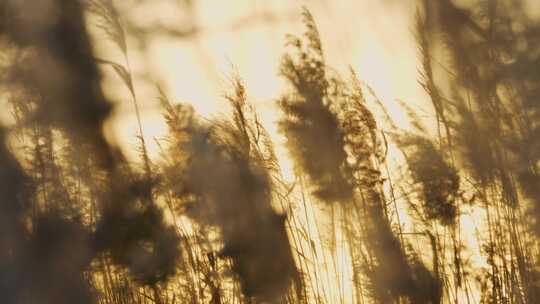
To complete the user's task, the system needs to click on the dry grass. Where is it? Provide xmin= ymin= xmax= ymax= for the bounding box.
xmin=1 ymin=0 xmax=540 ymax=303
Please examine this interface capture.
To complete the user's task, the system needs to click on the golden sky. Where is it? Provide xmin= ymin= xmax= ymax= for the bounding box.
xmin=98 ymin=0 xmax=426 ymax=175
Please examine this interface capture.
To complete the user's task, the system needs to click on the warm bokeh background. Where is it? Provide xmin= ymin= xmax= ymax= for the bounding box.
xmin=97 ymin=0 xmax=423 ymax=175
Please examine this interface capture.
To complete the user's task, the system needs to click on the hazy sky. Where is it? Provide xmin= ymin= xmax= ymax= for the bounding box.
xmin=98 ymin=0 xmax=425 ymax=170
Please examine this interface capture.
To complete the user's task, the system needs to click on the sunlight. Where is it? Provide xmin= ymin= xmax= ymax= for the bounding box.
xmin=2 ymin=0 xmax=538 ymax=303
